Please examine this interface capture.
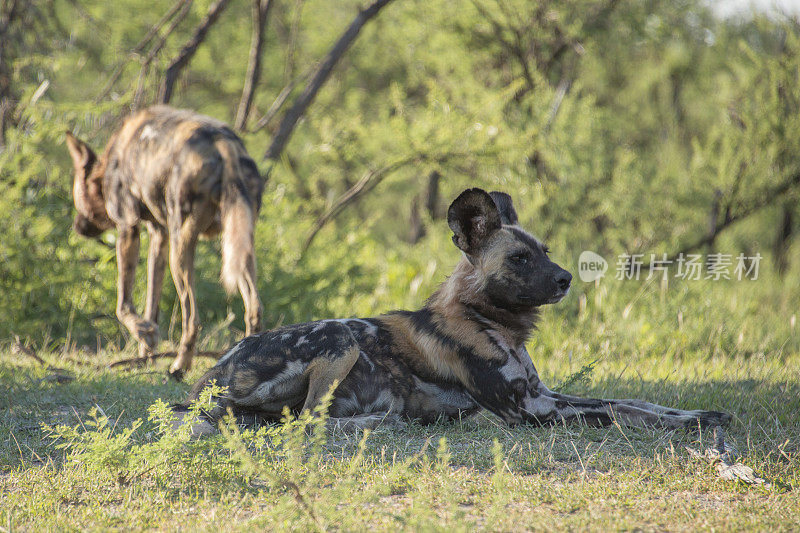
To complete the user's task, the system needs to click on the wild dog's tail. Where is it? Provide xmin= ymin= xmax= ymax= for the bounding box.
xmin=216 ymin=139 xmax=260 ymax=294
xmin=186 ymin=363 xmax=228 ymax=403
xmin=168 ymin=364 xmax=227 ymax=436
xmin=216 ymin=140 xmax=259 ymax=295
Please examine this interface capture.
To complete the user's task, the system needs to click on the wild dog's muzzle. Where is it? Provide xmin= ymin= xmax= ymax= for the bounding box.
xmin=547 ymin=269 xmax=572 ymax=303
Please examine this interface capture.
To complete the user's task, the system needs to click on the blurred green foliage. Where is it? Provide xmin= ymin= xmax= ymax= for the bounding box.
xmin=0 ymin=0 xmax=798 ymax=355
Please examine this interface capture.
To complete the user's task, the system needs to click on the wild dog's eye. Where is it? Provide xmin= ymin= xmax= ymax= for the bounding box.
xmin=508 ymin=252 xmax=528 ymax=265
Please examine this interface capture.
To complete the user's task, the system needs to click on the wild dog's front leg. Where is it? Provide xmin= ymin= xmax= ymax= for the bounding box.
xmin=516 ymin=348 xmax=731 ymax=429
xmin=534 ymin=385 xmax=732 ymax=430
xmin=115 ymin=225 xmax=159 ymax=350
xmin=468 ymin=345 xmax=730 ymax=429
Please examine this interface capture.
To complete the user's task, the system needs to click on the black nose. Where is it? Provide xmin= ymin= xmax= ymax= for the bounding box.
xmin=554 ymin=271 xmax=572 ymax=291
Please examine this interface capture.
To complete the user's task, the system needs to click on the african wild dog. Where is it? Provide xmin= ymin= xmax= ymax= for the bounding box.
xmin=178 ymin=188 xmax=730 ymax=431
xmin=66 ymin=106 xmax=264 ymax=378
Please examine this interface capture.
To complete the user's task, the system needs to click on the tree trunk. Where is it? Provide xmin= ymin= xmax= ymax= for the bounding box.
xmin=409 ymin=195 xmax=425 ymax=243
xmin=774 ymin=202 xmax=794 ymax=276
xmin=234 ymin=0 xmax=273 ymax=131
xmin=0 ymin=0 xmax=19 ymax=150
xmin=425 ymin=170 xmax=441 ymax=219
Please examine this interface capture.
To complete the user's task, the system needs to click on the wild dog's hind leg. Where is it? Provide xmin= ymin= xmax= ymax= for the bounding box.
xmin=302 ymin=343 xmax=360 ymax=414
xmin=190 ymin=321 xmax=363 ymax=423
xmin=139 ymin=222 xmax=169 ymax=358
xmin=327 ymin=412 xmax=403 ymax=433
xmin=167 ymin=202 xmax=215 ymax=378
xmin=115 ymin=225 xmax=159 ymax=351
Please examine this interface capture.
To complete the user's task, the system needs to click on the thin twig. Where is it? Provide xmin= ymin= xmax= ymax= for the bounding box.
xmin=108 ymin=350 xmax=223 ymax=369
xmin=301 ymin=156 xmax=418 ymax=253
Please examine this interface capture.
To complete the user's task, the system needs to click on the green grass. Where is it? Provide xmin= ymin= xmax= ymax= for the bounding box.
xmin=1 ymin=352 xmax=798 ymax=530
xmin=1 ymin=277 xmax=799 ymax=531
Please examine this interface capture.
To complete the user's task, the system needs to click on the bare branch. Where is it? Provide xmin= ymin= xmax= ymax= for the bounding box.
xmin=132 ymin=0 xmax=194 ymax=108
xmin=11 ymin=335 xmax=74 ymax=382
xmin=157 ymin=0 xmax=232 ymax=105
xmin=644 ymin=171 xmax=800 ymax=268
xmin=471 ymin=0 xmax=534 ymax=94
xmin=250 ymin=61 xmax=315 ymax=133
xmin=235 ymin=0 xmax=274 ymax=131
xmin=264 ymin=0 xmax=395 ymax=162
xmin=425 ymin=170 xmax=441 ymax=219
xmin=301 ymin=150 xmax=468 ymax=253
xmin=302 ymin=155 xmax=417 ymax=253
xmin=283 ymin=0 xmax=305 ymax=83
xmin=11 ymin=335 xmax=47 ymax=366
xmin=96 ymin=0 xmax=191 ymax=102
xmin=142 ymin=0 xmax=194 ymax=66
xmin=135 ymin=0 xmax=192 ymax=55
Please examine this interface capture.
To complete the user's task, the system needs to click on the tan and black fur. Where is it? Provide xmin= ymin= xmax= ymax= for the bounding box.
xmin=66 ymin=106 xmax=264 ymax=378
xmin=180 ymin=188 xmax=730 ymax=431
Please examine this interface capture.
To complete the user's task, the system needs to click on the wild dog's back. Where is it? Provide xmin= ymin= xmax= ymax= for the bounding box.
xmin=100 ymin=106 xmax=262 ymax=232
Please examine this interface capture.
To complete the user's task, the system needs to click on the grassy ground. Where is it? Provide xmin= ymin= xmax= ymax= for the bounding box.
xmin=1 ymin=349 xmax=797 ymax=531
xmin=1 ymin=278 xmax=799 ymax=531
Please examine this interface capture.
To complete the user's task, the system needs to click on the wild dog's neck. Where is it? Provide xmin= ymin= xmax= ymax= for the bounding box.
xmin=425 ymin=257 xmax=539 ymax=348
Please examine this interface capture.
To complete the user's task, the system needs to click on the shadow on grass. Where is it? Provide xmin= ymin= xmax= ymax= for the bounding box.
xmin=0 ymin=363 xmax=189 ymax=467
xmin=1 ymin=360 xmax=798 ymax=476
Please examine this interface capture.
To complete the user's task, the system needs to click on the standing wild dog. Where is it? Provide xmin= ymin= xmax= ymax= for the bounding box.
xmin=179 ymin=188 xmax=730 ymax=431
xmin=66 ymin=106 xmax=264 ymax=378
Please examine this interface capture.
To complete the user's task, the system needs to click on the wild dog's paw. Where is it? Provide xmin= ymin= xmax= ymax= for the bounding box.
xmin=138 ymin=341 xmax=155 ymax=358
xmin=134 ymin=319 xmax=159 ymax=348
xmin=167 ymin=406 xmax=217 ymax=438
xmin=688 ymin=410 xmax=732 ymax=429
xmin=168 ymin=349 xmax=193 ymax=381
xmin=167 ymin=366 xmax=186 ymax=382
xmin=327 ymin=412 xmax=402 ymax=433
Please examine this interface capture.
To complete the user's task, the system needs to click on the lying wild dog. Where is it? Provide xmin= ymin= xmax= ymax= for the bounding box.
xmin=66 ymin=106 xmax=264 ymax=378
xmin=178 ymin=188 xmax=730 ymax=431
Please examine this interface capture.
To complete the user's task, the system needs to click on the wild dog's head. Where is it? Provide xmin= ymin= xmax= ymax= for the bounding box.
xmin=65 ymin=132 xmax=113 ymax=238
xmin=447 ymin=188 xmax=571 ymax=309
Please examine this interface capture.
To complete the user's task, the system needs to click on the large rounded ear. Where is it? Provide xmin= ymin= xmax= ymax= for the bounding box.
xmin=65 ymin=131 xmax=110 ymax=229
xmin=447 ymin=188 xmax=502 ymax=255
xmin=65 ymin=131 xmax=96 ymax=170
xmin=489 ymin=191 xmax=519 ymax=225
